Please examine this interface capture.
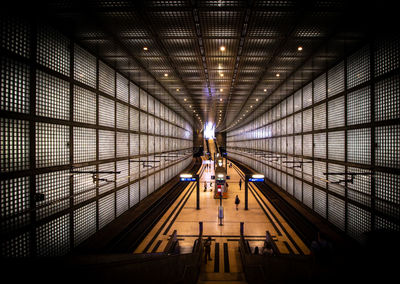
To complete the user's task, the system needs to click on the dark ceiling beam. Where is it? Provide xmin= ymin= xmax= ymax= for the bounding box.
xmin=128 ymin=1 xmax=202 ymax=127
xmin=50 ymin=2 xmax=196 ymax=127
xmin=216 ymin=0 xmax=255 ymax=131
xmin=223 ymin=1 xmax=315 ymax=130
xmin=190 ymin=0 xmax=212 ymax=125
xmin=223 ymin=16 xmax=363 ymax=133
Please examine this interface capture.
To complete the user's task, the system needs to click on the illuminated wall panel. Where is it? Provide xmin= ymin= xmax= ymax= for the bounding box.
xmin=99 ymin=193 xmax=115 ymax=230
xmin=227 ymin=39 xmax=399 ymax=242
xmin=36 ymin=71 xmax=69 ymax=120
xmin=1 ymin=57 xmax=30 ymax=114
xmin=36 ymin=214 xmax=70 ymax=256
xmin=0 ymin=18 xmax=193 ymax=257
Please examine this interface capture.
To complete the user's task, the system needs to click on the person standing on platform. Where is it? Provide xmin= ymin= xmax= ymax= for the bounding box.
xmin=239 ymin=179 xmax=242 ymax=190
xmin=204 ymin=236 xmax=212 ymax=263
xmin=204 ymin=182 xmax=207 ymax=192
xmin=235 ymin=195 xmax=240 ymax=210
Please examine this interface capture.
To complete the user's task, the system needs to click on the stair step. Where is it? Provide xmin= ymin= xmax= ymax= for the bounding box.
xmin=198 ymin=281 xmax=247 ymax=284
xmin=199 ymin=272 xmax=245 ymax=281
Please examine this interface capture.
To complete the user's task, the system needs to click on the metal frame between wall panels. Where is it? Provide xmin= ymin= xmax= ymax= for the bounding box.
xmin=227 ymin=38 xmax=400 ymax=242
xmin=0 ymin=18 xmax=193 ymax=256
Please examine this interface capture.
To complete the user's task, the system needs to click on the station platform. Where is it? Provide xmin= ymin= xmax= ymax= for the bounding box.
xmin=134 ymin=156 xmax=310 ymax=282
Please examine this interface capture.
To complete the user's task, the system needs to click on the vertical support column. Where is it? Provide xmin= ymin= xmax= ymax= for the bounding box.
xmin=240 ymin=222 xmax=244 ymax=237
xmin=29 ymin=22 xmax=37 ymax=257
xmin=344 ymin=56 xmax=349 ymax=233
xmin=68 ymin=38 xmax=75 ymax=250
xmin=114 ymin=70 xmax=117 ymax=218
xmin=199 ymin=221 xmax=203 ymax=237
xmin=95 ymin=56 xmax=100 ymax=231
xmin=196 ymin=174 xmax=200 ymax=210
xmin=370 ymin=40 xmax=376 ymax=230
xmin=325 ymin=70 xmax=329 ymax=219
xmin=245 ymin=175 xmax=249 ymax=210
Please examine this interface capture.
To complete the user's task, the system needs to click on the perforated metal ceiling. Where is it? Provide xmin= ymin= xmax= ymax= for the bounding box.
xmin=30 ymin=0 xmax=380 ymax=131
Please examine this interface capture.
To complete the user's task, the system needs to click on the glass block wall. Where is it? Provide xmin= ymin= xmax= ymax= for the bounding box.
xmin=227 ymin=37 xmax=399 ymax=243
xmin=0 ymin=17 xmax=193 ymax=257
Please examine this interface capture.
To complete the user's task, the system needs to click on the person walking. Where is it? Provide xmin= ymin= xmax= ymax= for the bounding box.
xmin=239 ymin=179 xmax=242 ymax=191
xmin=235 ymin=195 xmax=240 ymax=210
xmin=204 ymin=182 xmax=207 ymax=192
xmin=204 ymin=236 xmax=212 ymax=263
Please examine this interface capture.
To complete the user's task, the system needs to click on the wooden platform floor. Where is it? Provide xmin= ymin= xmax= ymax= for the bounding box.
xmin=134 ymin=156 xmax=310 ymax=282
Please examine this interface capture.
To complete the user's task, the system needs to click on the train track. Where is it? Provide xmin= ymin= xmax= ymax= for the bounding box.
xmin=104 ymin=157 xmax=203 ymax=253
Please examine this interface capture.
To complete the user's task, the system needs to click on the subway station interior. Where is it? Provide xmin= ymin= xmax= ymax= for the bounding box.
xmin=1 ymin=1 xmax=399 ymax=283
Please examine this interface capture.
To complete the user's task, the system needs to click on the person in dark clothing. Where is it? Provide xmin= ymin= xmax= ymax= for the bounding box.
xmin=310 ymin=232 xmax=332 ymax=264
xmin=204 ymin=182 xmax=207 ymax=192
xmin=204 ymin=236 xmax=212 ymax=263
xmin=262 ymin=241 xmax=274 ymax=256
xmin=235 ymin=195 xmax=240 ymax=210
xmin=239 ymin=179 xmax=242 ymax=190
xmin=254 ymin=246 xmax=259 ymax=255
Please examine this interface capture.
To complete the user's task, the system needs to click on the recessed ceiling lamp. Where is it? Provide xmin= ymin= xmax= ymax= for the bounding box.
xmin=184 ymin=98 xmax=187 ymax=101
xmin=264 ymin=88 xmax=267 ymax=92
xmin=276 ymin=73 xmax=280 ymax=77
xmin=176 ymin=88 xmax=180 ymax=92
xmin=220 ymin=98 xmax=223 ymax=102
xmin=220 ymin=88 xmax=223 ymax=92
xmin=219 ymin=73 xmax=224 ymax=77
xmin=220 ymin=46 xmax=226 ymax=52
xmin=164 ymin=73 xmax=168 ymax=77
xmin=256 ymin=98 xmax=259 ymax=102
xmin=143 ymin=46 xmax=148 ymax=51
xmin=298 ymin=46 xmax=303 ymax=51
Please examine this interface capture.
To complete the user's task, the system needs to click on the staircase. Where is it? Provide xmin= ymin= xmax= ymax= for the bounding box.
xmin=197 ymin=240 xmax=247 ymax=284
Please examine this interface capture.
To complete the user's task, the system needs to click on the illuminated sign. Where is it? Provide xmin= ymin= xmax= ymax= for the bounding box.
xmin=180 ymin=177 xmax=196 ymax=182
xmin=249 ymin=178 xmax=264 ymax=182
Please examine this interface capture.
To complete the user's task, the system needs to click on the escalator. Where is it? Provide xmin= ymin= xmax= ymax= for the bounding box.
xmin=207 ymin=138 xmax=217 ymax=160
xmin=214 ymin=138 xmax=220 ymax=155
xmin=205 ymin=138 xmax=210 ymax=157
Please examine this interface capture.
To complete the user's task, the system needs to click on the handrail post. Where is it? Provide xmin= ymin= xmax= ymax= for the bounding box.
xmin=245 ymin=175 xmax=249 ymax=210
xmin=199 ymin=221 xmax=203 ymax=237
xmin=196 ymin=174 xmax=200 ymax=210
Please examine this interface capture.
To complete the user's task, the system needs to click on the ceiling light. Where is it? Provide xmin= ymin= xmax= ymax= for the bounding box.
xmin=219 ymin=73 xmax=224 ymax=77
xmin=176 ymin=88 xmax=180 ymax=92
xmin=297 ymin=46 xmax=303 ymax=51
xmin=264 ymin=89 xmax=267 ymax=92
xmin=164 ymin=73 xmax=168 ymax=77
xmin=276 ymin=73 xmax=280 ymax=77
xmin=220 ymin=46 xmax=226 ymax=52
xmin=256 ymin=98 xmax=259 ymax=102
xmin=184 ymin=98 xmax=187 ymax=101
xmin=189 ymin=105 xmax=192 ymax=108
xmin=219 ymin=110 xmax=222 ymax=113
xmin=250 ymin=105 xmax=253 ymax=108
xmin=220 ymin=98 xmax=223 ymax=102
xmin=143 ymin=47 xmax=148 ymax=51
xmin=220 ymin=88 xmax=223 ymax=92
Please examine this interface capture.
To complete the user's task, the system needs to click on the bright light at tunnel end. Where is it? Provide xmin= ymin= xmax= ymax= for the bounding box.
xmin=204 ymin=122 xmax=215 ymax=139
